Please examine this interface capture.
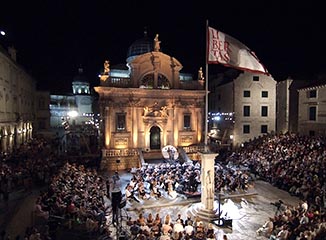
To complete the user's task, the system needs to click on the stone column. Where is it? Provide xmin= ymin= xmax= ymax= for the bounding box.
xmin=200 ymin=153 xmax=215 ymax=211
xmin=187 ymin=152 xmax=219 ymax=222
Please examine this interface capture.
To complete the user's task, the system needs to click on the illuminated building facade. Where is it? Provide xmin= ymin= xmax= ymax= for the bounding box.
xmin=0 ymin=46 xmax=35 ymax=153
xmin=298 ymin=83 xmax=326 ymax=136
xmin=95 ymin=32 xmax=206 ymax=170
xmin=209 ymin=70 xmax=277 ymax=148
xmin=49 ymin=68 xmax=93 ymax=129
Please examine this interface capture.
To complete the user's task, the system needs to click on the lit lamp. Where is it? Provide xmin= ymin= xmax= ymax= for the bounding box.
xmin=67 ymin=110 xmax=78 ymax=118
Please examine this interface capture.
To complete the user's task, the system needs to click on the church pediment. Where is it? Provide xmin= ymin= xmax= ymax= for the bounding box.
xmin=131 ymin=51 xmax=182 ymax=70
xmin=129 ymin=52 xmax=183 ymax=89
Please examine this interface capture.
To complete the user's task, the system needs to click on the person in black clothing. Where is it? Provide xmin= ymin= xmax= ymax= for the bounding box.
xmin=111 ymin=173 xmax=122 ymax=225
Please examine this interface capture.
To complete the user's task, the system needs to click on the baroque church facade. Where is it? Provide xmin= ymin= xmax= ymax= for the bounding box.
xmin=95 ymin=32 xmax=206 ymax=170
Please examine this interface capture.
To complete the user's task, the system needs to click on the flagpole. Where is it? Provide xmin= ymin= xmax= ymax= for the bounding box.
xmin=204 ymin=19 xmax=209 ymax=148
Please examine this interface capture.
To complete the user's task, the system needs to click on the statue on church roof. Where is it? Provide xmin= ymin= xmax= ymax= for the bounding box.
xmin=154 ymin=34 xmax=161 ymax=52
xmin=198 ymin=67 xmax=204 ymax=80
xmin=104 ymin=60 xmax=110 ymax=74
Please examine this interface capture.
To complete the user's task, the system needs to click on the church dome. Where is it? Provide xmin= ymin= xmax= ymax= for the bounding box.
xmin=127 ymin=30 xmax=153 ymax=62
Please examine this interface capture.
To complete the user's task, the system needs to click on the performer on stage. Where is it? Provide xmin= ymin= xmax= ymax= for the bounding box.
xmin=110 ymin=172 xmax=122 ymax=225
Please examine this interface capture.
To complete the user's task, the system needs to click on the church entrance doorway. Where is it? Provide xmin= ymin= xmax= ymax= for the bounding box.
xmin=150 ymin=126 xmax=161 ymax=150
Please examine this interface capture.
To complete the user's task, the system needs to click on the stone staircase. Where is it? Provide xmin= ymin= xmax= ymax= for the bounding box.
xmin=142 ymin=150 xmax=166 ymax=164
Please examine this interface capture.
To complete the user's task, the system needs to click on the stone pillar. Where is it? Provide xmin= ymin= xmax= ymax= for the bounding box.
xmin=187 ymin=152 xmax=219 ymax=222
xmin=200 ymin=153 xmax=215 ymax=211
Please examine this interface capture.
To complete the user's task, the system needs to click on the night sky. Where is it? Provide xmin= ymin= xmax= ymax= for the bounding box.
xmin=1 ymin=1 xmax=325 ymax=92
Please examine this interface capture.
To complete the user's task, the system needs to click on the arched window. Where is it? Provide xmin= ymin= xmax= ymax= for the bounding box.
xmin=158 ymin=74 xmax=170 ymax=89
xmin=140 ymin=74 xmax=154 ymax=88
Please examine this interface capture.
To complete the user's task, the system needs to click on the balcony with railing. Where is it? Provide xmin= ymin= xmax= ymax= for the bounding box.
xmin=100 ymin=76 xmax=133 ymax=88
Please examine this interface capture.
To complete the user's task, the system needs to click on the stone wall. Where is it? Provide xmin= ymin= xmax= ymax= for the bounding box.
xmin=100 ymin=155 xmax=141 ymax=171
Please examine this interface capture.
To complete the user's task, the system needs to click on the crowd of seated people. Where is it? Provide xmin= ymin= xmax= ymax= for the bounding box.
xmin=213 ymin=163 xmax=251 ymax=193
xmin=256 ymin=199 xmax=326 ymax=239
xmin=36 ymin=162 xmax=109 ymax=234
xmin=124 ymin=159 xmax=253 ymax=204
xmin=0 ymin=139 xmax=59 ymax=201
xmin=3 ymin=132 xmax=326 ymax=239
xmin=127 ymin=211 xmax=218 ymax=240
xmin=224 ymin=133 xmax=326 ymax=239
xmin=0 ymin=138 xmax=108 ymax=240
xmin=0 ymin=138 xmax=68 ymax=240
xmin=125 ymin=162 xmax=201 ymax=202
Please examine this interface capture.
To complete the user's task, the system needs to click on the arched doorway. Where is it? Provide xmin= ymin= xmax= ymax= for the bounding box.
xmin=150 ymin=126 xmax=161 ymax=150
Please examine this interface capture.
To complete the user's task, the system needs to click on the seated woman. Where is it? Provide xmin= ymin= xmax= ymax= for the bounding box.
xmin=146 ymin=213 xmax=154 ymax=227
xmin=206 ymin=223 xmax=216 ymax=240
xmin=136 ymin=213 xmax=146 ymax=226
xmin=151 ymin=222 xmax=161 ymax=238
xmin=154 ymin=213 xmax=162 ymax=227
xmin=150 ymin=180 xmax=162 ymax=199
xmin=195 ymin=221 xmax=205 ymax=239
xmin=256 ymin=217 xmax=274 ymax=237
xmin=167 ymin=181 xmax=177 ymax=199
xmin=164 ymin=214 xmax=172 ymax=226
xmin=138 ymin=182 xmax=150 ymax=200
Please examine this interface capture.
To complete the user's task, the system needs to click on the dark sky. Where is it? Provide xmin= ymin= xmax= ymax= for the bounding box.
xmin=1 ymin=1 xmax=325 ymax=92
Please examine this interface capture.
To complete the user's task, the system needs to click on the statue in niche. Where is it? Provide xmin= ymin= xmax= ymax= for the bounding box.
xmin=154 ymin=34 xmax=161 ymax=52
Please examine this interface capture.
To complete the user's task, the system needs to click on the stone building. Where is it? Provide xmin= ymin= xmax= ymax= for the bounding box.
xmin=276 ymin=77 xmax=310 ymax=134
xmin=95 ymin=32 xmax=206 ymax=170
xmin=209 ymin=70 xmax=276 ymax=148
xmin=298 ymin=82 xmax=326 ymax=136
xmin=50 ymin=68 xmax=93 ymax=128
xmin=34 ymin=91 xmax=51 ymax=138
xmin=0 ymin=46 xmax=36 ymax=153
xmin=49 ymin=68 xmax=98 ymax=155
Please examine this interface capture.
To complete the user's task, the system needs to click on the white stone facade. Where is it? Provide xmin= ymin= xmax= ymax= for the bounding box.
xmin=298 ymin=84 xmax=326 ymax=136
xmin=0 ymin=47 xmax=36 ymax=152
xmin=212 ymin=71 xmax=276 ymax=147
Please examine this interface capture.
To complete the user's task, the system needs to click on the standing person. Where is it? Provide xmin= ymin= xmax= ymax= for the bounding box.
xmin=111 ymin=172 xmax=122 ymax=225
xmin=106 ymin=177 xmax=111 ymax=199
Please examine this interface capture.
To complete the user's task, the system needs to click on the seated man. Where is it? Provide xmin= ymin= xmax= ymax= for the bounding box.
xmin=125 ymin=184 xmax=140 ymax=203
